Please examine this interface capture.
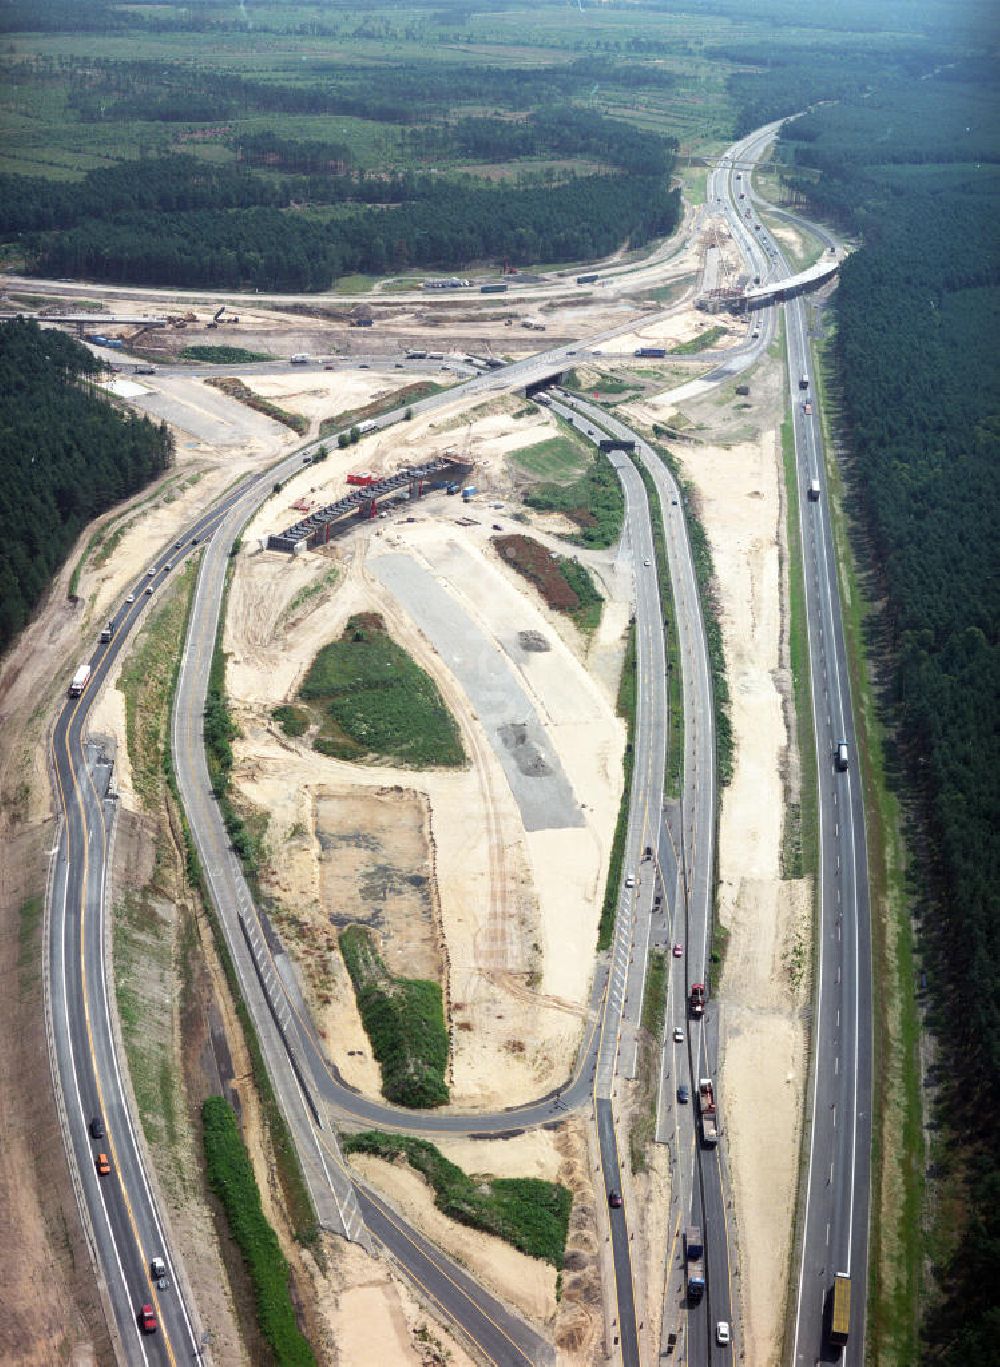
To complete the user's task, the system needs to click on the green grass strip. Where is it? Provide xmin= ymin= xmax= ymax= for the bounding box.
xmin=202 ymin=1097 xmax=316 ymax=1367
xmin=648 ymin=440 xmax=733 ymax=785
xmin=524 ymin=438 xmax=625 ymax=549
xmin=599 ymin=621 xmax=637 ymax=950
xmin=780 ymin=412 xmax=819 ymax=886
xmin=339 ymin=926 xmax=449 ymax=1109
xmin=670 ymin=324 xmax=728 ymax=355
xmin=630 ymin=455 xmax=684 ymax=797
xmin=342 ymin=1130 xmax=572 ymax=1267
xmin=206 ymin=377 xmax=308 ymax=435
xmin=180 ymin=345 xmax=274 ymax=364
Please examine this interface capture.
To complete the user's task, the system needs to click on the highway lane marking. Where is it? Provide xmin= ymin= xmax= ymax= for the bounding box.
xmin=52 ymin=715 xmax=159 ymax=1366
xmin=50 ymin=727 xmax=146 ymax=1364
xmin=76 ymin=710 xmax=183 ymax=1367
xmin=351 ymin=1175 xmax=535 ymax=1366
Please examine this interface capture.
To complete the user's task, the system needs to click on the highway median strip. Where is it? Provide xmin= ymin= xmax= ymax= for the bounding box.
xmin=599 ymin=620 xmax=637 ymax=951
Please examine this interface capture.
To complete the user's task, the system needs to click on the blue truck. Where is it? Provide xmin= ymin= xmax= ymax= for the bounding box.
xmin=685 ymin=1226 xmax=705 ymax=1301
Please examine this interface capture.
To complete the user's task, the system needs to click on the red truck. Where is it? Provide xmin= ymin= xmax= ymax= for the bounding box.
xmin=346 ymin=472 xmax=377 ymax=486
xmin=689 ymin=983 xmax=706 ymax=1018
xmin=698 ymin=1078 xmax=719 ymax=1146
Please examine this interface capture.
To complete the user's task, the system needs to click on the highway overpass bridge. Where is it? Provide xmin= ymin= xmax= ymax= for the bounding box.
xmin=742 ymin=257 xmax=840 ymax=309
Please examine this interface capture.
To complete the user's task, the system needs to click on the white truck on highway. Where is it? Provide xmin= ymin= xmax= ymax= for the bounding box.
xmin=69 ymin=664 xmax=92 ymax=697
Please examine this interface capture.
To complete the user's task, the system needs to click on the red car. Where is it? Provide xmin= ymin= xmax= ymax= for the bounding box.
xmin=608 ymin=1190 xmax=623 ymax=1209
xmin=139 ymin=1304 xmax=157 ymax=1335
xmin=673 ymin=943 xmax=684 ymax=958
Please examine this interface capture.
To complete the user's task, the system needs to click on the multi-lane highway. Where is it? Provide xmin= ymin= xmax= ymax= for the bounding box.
xmin=715 ymin=124 xmax=873 ymax=1363
xmin=785 ymin=280 xmax=872 ymax=1367
xmin=44 ymin=115 xmax=869 ymax=1367
xmin=49 ymin=511 xmax=231 ymax=1364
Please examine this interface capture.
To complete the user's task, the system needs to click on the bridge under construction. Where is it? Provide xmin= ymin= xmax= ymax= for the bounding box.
xmin=266 ymin=456 xmax=471 ymax=554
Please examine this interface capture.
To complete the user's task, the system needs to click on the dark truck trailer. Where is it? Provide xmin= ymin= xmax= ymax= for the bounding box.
xmin=635 ymin=347 xmax=667 ymax=358
xmin=576 ymin=273 xmax=599 ymax=284
xmin=599 ymin=438 xmax=636 ymax=453
xmin=684 ymin=1227 xmax=705 ymax=1301
xmin=480 ymin=283 xmax=509 ymax=294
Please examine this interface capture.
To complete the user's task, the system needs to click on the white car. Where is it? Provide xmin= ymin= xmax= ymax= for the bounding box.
xmin=643 ymin=557 xmax=651 ymax=567
xmin=125 ymin=593 xmax=135 ymax=604
xmin=673 ymin=1027 xmax=684 ymax=1044
xmin=717 ymin=1321 xmax=731 ymax=1346
xmin=624 ymin=875 xmax=635 ymax=889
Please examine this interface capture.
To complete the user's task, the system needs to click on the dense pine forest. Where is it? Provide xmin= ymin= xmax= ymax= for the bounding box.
xmin=0 ymin=320 xmax=174 ymax=654
xmin=22 ymin=173 xmax=680 ymax=291
xmin=778 ymin=64 xmax=999 ymax=1365
xmin=0 ymin=47 xmax=681 ymax=289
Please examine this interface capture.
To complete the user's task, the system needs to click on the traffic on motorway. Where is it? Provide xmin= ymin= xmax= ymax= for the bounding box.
xmin=45 ymin=115 xmax=868 ymax=1367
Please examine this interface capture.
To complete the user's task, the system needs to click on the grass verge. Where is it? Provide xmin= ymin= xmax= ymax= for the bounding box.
xmin=599 ymin=622 xmax=637 ymax=950
xmin=119 ymin=562 xmax=198 ymax=809
xmin=18 ymin=894 xmax=43 ymax=997
xmin=814 ymin=332 xmax=922 ymax=1364
xmin=524 ymin=443 xmax=625 ymax=549
xmin=206 ymin=377 xmax=308 ymax=434
xmin=318 ymin=380 xmax=444 ymax=438
xmin=299 ymin=613 xmax=465 ymax=767
xmin=204 ymin=576 xmax=268 ymax=883
xmin=159 ymin=565 xmax=319 ymax=1247
xmin=630 ymin=948 xmax=667 ymax=1174
xmin=342 ymin=1130 xmax=572 ymax=1267
xmin=648 ymin=439 xmax=733 ymax=785
xmin=339 ymin=926 xmax=449 ymax=1109
xmin=511 ymin=433 xmax=591 ymax=479
xmin=670 ymin=325 xmax=728 ymax=355
xmin=780 ymin=412 xmax=819 ymax=887
xmin=630 ymin=455 xmax=684 ymax=797
xmin=202 ymin=1096 xmax=316 ymax=1367
xmin=180 ymin=345 xmax=274 ymax=364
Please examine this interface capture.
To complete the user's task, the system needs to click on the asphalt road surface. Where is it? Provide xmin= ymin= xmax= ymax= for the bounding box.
xmin=718 ymin=121 xmax=873 ymax=1364
xmin=46 ymin=115 xmax=868 ymax=1367
xmin=50 ymin=509 xmax=232 ymax=1364
xmin=785 ymin=295 xmax=872 ymax=1367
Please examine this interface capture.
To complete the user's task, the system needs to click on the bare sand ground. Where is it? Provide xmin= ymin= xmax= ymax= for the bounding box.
xmin=224 ymin=389 xmax=629 ymax=1109
xmin=225 ymin=494 xmax=627 ymax=1107
xmin=348 ymin=1117 xmax=603 ymax=1362
xmin=353 ymin=1153 xmax=559 ymax=1322
xmin=324 ymin=1237 xmax=476 ymax=1367
xmin=624 ymin=356 xmax=810 ymax=1366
